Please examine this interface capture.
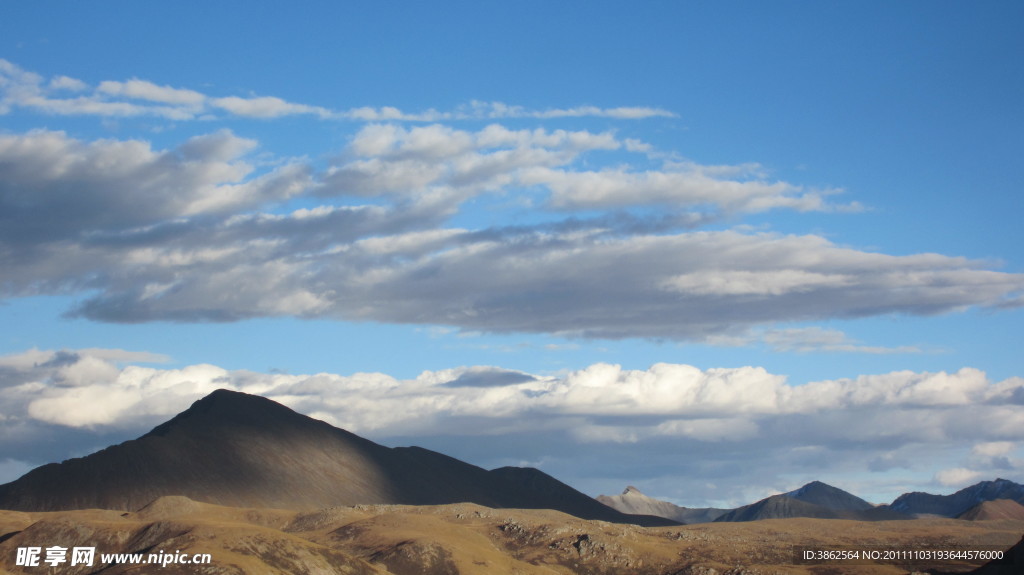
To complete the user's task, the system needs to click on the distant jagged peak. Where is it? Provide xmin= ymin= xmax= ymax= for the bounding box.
xmin=623 ymin=486 xmax=643 ymax=495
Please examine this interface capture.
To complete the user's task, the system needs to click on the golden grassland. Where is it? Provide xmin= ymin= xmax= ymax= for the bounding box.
xmin=1 ymin=497 xmax=1021 ymax=574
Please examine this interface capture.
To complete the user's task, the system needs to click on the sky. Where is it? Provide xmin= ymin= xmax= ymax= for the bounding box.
xmin=1 ymin=1 xmax=1022 ymax=508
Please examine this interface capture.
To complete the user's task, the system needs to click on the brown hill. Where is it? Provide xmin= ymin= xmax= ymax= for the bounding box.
xmin=958 ymin=499 xmax=1024 ymax=521
xmin=0 ymin=389 xmax=674 ymax=526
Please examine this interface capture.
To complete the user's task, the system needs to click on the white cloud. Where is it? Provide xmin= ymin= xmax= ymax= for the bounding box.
xmin=967 ymin=441 xmax=1018 ymax=472
xmin=48 ymin=75 xmax=88 ymax=92
xmin=6 ymin=349 xmax=1021 ymax=438
xmin=460 ymin=100 xmax=676 ymax=120
xmin=98 ymin=79 xmax=206 ymax=106
xmin=655 ymin=418 xmax=761 ymax=441
xmin=526 ymin=166 xmax=833 ymax=215
xmin=972 ymin=441 xmax=1015 ymax=457
xmin=934 ymin=467 xmax=985 ymax=487
xmin=661 ymin=270 xmax=852 ymax=296
xmin=211 ymin=96 xmax=332 ymax=119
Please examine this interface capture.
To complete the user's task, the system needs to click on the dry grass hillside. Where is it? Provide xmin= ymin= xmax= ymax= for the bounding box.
xmin=958 ymin=500 xmax=1024 ymax=522
xmin=1 ymin=497 xmax=1021 ymax=575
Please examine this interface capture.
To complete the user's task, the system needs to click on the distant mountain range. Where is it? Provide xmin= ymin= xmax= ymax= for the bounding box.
xmin=0 ymin=389 xmax=676 ymax=527
xmin=598 ymin=478 xmax=1024 ymax=523
xmin=890 ymin=478 xmax=1024 ymax=518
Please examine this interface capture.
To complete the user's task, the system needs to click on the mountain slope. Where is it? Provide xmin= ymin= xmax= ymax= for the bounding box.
xmin=889 ymin=478 xmax=1024 ymax=518
xmin=0 ymin=389 xmax=675 ymax=526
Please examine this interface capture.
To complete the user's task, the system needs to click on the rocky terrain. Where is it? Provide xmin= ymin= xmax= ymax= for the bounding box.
xmin=2 ymin=497 xmax=1021 ymax=574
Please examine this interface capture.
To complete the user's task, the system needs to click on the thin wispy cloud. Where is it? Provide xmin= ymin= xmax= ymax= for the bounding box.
xmin=0 ymin=60 xmax=675 ymax=123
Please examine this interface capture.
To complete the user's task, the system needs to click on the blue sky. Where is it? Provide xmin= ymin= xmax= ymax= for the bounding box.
xmin=1 ymin=1 xmax=1022 ymax=507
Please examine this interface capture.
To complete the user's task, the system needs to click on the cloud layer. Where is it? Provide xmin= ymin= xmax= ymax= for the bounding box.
xmin=0 ymin=121 xmax=1019 ymax=338
xmin=2 ymin=59 xmax=1021 ymax=341
xmin=2 ymin=348 xmax=1021 ymax=505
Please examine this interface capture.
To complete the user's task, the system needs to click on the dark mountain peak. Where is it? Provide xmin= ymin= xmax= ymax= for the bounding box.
xmin=786 ymin=480 xmax=827 ymax=496
xmin=172 ymin=388 xmax=294 ymax=419
xmin=784 ymin=481 xmax=873 ymax=512
xmin=142 ymin=388 xmax=322 ymax=438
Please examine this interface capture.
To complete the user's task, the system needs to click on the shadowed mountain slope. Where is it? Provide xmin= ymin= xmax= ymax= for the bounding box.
xmin=0 ymin=389 xmax=675 ymax=526
xmin=889 ymin=478 xmax=1024 ymax=518
xmin=596 ymin=486 xmax=727 ymax=524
